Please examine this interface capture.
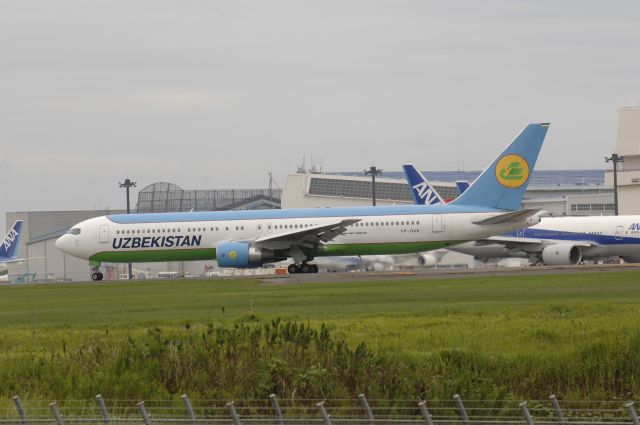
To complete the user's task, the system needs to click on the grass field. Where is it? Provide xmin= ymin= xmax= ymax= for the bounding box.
xmin=2 ymin=271 xmax=640 ymax=401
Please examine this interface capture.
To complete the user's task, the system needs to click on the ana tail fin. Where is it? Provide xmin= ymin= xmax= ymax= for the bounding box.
xmin=450 ymin=123 xmax=549 ymax=211
xmin=455 ymin=180 xmax=470 ymax=195
xmin=402 ymin=164 xmax=445 ymax=205
xmin=0 ymin=220 xmax=23 ymax=260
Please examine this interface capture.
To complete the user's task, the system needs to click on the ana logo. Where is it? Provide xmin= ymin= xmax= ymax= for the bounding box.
xmin=2 ymin=229 xmax=18 ymax=251
xmin=229 ymin=250 xmax=238 ymax=260
xmin=628 ymin=223 xmax=640 ymax=231
xmin=495 ymin=154 xmax=529 ymax=189
xmin=412 ymin=182 xmax=439 ymax=205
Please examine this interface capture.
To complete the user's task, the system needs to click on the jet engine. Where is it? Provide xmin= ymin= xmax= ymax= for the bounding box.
xmin=418 ymin=253 xmax=438 ymax=267
xmin=541 ymin=243 xmax=582 ymax=266
xmin=216 ymin=242 xmax=275 ymax=268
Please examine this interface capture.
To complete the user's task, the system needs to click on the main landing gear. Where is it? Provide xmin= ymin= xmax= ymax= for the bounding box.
xmin=287 ymin=263 xmax=319 ymax=274
xmin=91 ymin=265 xmax=104 ymax=281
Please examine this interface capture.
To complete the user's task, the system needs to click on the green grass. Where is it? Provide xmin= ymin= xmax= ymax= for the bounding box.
xmin=2 ymin=271 xmax=640 ymax=401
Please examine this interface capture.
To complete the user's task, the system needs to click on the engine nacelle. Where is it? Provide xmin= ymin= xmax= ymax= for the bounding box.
xmin=541 ymin=243 xmax=582 ymax=266
xmin=418 ymin=254 xmax=437 ymax=267
xmin=216 ymin=242 xmax=274 ymax=268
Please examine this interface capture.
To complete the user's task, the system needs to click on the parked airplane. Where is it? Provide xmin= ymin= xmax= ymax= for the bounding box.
xmin=450 ymin=217 xmax=640 ymax=265
xmin=403 ymin=164 xmax=640 ymax=265
xmin=56 ymin=123 xmax=549 ymax=280
xmin=0 ymin=221 xmax=24 ymax=281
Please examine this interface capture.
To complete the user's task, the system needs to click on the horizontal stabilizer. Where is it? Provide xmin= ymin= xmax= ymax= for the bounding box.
xmin=472 ymin=209 xmax=540 ymax=225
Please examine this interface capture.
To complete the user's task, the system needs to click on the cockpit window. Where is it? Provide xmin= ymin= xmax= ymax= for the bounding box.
xmin=68 ymin=228 xmax=81 ymax=235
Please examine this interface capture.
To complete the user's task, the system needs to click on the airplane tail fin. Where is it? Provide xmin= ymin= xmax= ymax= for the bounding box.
xmin=449 ymin=123 xmax=549 ymax=211
xmin=455 ymin=180 xmax=470 ymax=195
xmin=402 ymin=164 xmax=445 ymax=205
xmin=0 ymin=220 xmax=23 ymax=260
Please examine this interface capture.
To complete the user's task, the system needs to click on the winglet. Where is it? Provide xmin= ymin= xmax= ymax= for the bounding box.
xmin=0 ymin=220 xmax=23 ymax=261
xmin=402 ymin=164 xmax=445 ymax=205
xmin=450 ymin=123 xmax=549 ymax=211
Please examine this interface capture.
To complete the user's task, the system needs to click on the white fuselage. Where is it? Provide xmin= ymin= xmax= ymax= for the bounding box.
xmin=55 ymin=205 xmax=540 ymax=265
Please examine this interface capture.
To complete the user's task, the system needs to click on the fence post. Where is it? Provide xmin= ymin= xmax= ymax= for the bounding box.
xmin=181 ymin=394 xmax=197 ymax=425
xmin=453 ymin=394 xmax=469 ymax=425
xmin=317 ymin=401 xmax=332 ymax=425
xmin=49 ymin=402 xmax=64 ymax=425
xmin=626 ymin=402 xmax=640 ymax=425
xmin=12 ymin=396 xmax=28 ymax=425
xmin=269 ymin=394 xmax=284 ymax=425
xmin=95 ymin=395 xmax=110 ymax=425
xmin=227 ymin=401 xmax=242 ymax=425
xmin=549 ymin=395 xmax=565 ymax=424
xmin=137 ymin=401 xmax=152 ymax=425
xmin=520 ymin=402 xmax=535 ymax=425
xmin=359 ymin=394 xmax=375 ymax=425
xmin=418 ymin=401 xmax=434 ymax=425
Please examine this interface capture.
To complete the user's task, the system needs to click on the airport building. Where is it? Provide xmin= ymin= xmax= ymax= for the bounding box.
xmin=282 ymin=170 xmax=613 ymax=216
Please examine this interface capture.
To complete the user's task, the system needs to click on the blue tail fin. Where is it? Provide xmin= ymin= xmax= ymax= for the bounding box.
xmin=402 ymin=164 xmax=445 ymax=205
xmin=450 ymin=123 xmax=549 ymax=210
xmin=0 ymin=220 xmax=23 ymax=260
xmin=455 ymin=180 xmax=470 ymax=195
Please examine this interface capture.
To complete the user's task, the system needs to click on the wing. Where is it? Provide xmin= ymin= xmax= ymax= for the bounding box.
xmin=253 ymin=219 xmax=360 ymax=250
xmin=474 ymin=236 xmax=596 ymax=250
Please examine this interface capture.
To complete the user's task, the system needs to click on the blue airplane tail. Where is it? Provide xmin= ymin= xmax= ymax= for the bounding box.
xmin=450 ymin=123 xmax=549 ymax=211
xmin=402 ymin=164 xmax=445 ymax=205
xmin=0 ymin=220 xmax=23 ymax=261
xmin=455 ymin=180 xmax=470 ymax=195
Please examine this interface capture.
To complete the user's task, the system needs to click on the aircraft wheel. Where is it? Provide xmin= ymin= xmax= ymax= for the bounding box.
xmin=91 ymin=272 xmax=101 ymax=281
xmin=287 ymin=264 xmax=299 ymax=274
xmin=97 ymin=272 xmax=104 ymax=281
xmin=300 ymin=263 xmax=311 ymax=273
xmin=310 ymin=264 xmax=319 ymax=273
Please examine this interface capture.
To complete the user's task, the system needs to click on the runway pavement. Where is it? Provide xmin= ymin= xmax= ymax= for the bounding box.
xmin=259 ymin=263 xmax=640 ymax=285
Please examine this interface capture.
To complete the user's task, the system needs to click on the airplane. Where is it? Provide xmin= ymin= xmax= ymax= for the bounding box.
xmin=455 ymin=180 xmax=471 ymax=195
xmin=0 ymin=221 xmax=24 ymax=282
xmin=55 ymin=123 xmax=549 ymax=281
xmin=402 ymin=163 xmax=640 ymax=265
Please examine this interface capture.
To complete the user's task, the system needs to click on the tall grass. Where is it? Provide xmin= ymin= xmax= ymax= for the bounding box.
xmin=2 ymin=271 xmax=640 ymax=401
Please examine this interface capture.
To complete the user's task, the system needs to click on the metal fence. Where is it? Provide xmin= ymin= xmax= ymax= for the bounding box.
xmin=2 ymin=395 xmax=639 ymax=425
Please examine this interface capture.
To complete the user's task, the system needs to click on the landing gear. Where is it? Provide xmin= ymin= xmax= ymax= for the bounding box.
xmin=287 ymin=263 xmax=319 ymax=274
xmin=90 ymin=263 xmax=103 ymax=281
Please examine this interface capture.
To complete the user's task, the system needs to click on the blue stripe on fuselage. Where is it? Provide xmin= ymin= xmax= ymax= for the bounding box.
xmin=107 ymin=205 xmax=501 ymax=224
xmin=503 ymin=227 xmax=640 ymax=245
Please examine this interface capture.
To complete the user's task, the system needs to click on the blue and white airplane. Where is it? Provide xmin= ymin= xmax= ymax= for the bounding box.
xmin=403 ymin=164 xmax=640 ymax=265
xmin=0 ymin=221 xmax=24 ymax=281
xmin=56 ymin=123 xmax=549 ymax=280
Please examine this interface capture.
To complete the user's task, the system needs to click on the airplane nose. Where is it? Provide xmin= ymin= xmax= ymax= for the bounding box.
xmin=55 ymin=235 xmax=67 ymax=252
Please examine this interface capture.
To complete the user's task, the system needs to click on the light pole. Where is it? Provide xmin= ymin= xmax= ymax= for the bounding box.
xmin=364 ymin=166 xmax=383 ymax=206
xmin=119 ymin=178 xmax=137 ymax=279
xmin=605 ymin=154 xmax=623 ymax=216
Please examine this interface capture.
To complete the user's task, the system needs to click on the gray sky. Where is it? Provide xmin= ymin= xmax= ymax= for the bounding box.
xmin=1 ymin=0 xmax=640 ymax=231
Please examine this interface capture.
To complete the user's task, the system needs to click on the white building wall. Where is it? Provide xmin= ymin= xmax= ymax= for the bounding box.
xmin=605 ymin=106 xmax=640 ymax=215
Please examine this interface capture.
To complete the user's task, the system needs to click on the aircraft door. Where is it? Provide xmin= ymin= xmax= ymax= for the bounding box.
xmin=99 ymin=225 xmax=109 ymax=243
xmin=432 ymin=215 xmax=443 ymax=233
xmin=615 ymin=225 xmax=624 ymax=240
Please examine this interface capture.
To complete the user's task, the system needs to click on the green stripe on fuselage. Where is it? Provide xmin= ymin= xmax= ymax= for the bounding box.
xmin=91 ymin=248 xmax=216 ymax=263
xmin=90 ymin=241 xmax=463 ymax=263
xmin=317 ymin=241 xmax=462 ymax=256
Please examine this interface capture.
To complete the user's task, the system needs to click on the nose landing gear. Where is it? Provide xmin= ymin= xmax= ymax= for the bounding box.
xmin=287 ymin=263 xmax=319 ymax=274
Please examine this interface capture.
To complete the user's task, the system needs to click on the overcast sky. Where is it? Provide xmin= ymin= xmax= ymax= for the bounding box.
xmin=1 ymin=0 xmax=640 ymax=231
